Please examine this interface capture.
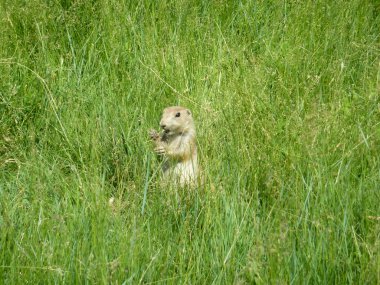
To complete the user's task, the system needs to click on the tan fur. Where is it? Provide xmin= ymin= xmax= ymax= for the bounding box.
xmin=149 ymin=106 xmax=198 ymax=187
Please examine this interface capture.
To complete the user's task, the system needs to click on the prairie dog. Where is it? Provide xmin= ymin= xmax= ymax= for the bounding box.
xmin=149 ymin=106 xmax=198 ymax=187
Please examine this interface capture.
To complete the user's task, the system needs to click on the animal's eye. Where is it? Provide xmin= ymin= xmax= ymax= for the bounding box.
xmin=175 ymin=112 xmax=181 ymax=117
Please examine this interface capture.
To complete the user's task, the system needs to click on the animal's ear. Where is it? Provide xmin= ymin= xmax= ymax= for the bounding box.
xmin=186 ymin=109 xmax=192 ymax=116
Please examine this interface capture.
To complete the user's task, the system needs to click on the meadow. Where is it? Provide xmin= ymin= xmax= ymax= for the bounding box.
xmin=1 ymin=0 xmax=379 ymax=284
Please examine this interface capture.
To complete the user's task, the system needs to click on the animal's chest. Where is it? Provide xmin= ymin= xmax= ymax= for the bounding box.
xmin=167 ymin=136 xmax=184 ymax=149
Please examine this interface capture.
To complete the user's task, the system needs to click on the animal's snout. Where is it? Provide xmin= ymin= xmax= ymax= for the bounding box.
xmin=160 ymin=123 xmax=166 ymax=130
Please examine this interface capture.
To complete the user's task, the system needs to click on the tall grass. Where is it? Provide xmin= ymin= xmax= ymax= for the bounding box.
xmin=1 ymin=0 xmax=379 ymax=283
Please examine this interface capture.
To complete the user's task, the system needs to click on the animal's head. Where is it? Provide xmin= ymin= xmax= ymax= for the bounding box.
xmin=159 ymin=106 xmax=195 ymax=136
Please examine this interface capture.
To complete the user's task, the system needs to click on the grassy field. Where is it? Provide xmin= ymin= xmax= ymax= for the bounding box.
xmin=1 ymin=0 xmax=379 ymax=284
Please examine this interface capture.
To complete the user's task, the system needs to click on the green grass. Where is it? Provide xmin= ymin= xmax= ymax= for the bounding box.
xmin=1 ymin=0 xmax=379 ymax=284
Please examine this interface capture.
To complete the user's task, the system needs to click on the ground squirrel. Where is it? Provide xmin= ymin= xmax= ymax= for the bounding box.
xmin=149 ymin=106 xmax=198 ymax=187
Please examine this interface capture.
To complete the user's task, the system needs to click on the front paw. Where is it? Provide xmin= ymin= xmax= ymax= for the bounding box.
xmin=154 ymin=145 xmax=166 ymax=155
xmin=148 ymin=129 xmax=160 ymax=141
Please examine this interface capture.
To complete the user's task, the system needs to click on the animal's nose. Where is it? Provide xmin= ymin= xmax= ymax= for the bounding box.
xmin=160 ymin=124 xmax=166 ymax=129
